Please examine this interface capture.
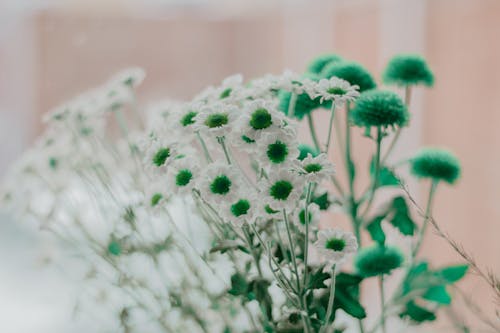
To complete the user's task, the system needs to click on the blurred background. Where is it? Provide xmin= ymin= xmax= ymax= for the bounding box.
xmin=1 ymin=0 xmax=499 ymax=332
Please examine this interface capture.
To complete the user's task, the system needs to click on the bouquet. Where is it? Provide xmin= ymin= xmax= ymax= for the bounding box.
xmin=2 ymin=53 xmax=499 ymax=333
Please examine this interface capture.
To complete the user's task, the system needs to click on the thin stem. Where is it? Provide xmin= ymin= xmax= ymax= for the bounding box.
xmin=360 ymin=127 xmax=383 ymax=218
xmin=323 ymin=101 xmax=336 ymax=155
xmin=288 ymin=92 xmax=298 ymax=118
xmin=307 ymin=113 xmax=321 ymax=151
xmin=243 ymin=224 xmax=264 ymax=277
xmin=411 ymin=180 xmax=438 ymax=258
xmin=196 ymin=132 xmax=213 ymax=163
xmin=320 ymin=265 xmax=337 ymax=333
xmin=218 ymin=136 xmax=232 ymax=164
xmin=283 ymin=209 xmax=301 ymax=292
xmin=302 ymin=183 xmax=313 ymax=292
xmin=379 ymin=275 xmax=387 ymax=333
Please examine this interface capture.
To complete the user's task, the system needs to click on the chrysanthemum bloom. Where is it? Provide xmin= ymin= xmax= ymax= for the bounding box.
xmin=410 ymin=148 xmax=461 ymax=184
xmin=292 ymin=201 xmax=320 ymax=234
xmin=108 ymin=67 xmax=146 ymax=88
xmin=350 ymin=90 xmax=409 ymax=130
xmin=144 ymin=139 xmax=178 ymax=174
xmin=193 ymin=103 xmax=237 ymax=138
xmin=167 ymin=158 xmax=199 ymax=194
xmin=223 ymin=192 xmax=260 ymax=225
xmin=257 ymin=129 xmax=299 ymax=169
xmin=313 ymin=78 xmax=360 ymax=105
xmin=263 ymin=169 xmax=304 ymax=211
xmin=199 ymin=163 xmax=241 ymax=204
xmin=238 ymin=99 xmax=285 ymax=141
xmin=321 ymin=61 xmax=376 ymax=93
xmin=294 ymin=153 xmax=335 ymax=183
xmin=383 ymin=54 xmax=434 ymax=87
xmin=298 ymin=144 xmax=319 ymax=160
xmin=354 ymin=245 xmax=404 ymax=277
xmin=314 ymin=229 xmax=358 ymax=266
xmin=307 ymin=54 xmax=344 ymax=74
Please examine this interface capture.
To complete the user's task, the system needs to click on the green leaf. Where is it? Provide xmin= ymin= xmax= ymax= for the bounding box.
xmin=435 ymin=265 xmax=469 ymax=284
xmin=228 ymin=273 xmax=248 ymax=296
xmin=250 ymin=278 xmax=273 ymax=321
xmin=334 ymin=289 xmax=366 ymax=319
xmin=312 ymin=192 xmax=331 ymax=211
xmin=389 ymin=196 xmax=416 ymax=236
xmin=423 ymin=285 xmax=451 ymax=305
xmin=317 ymin=273 xmax=366 ymax=320
xmin=399 ymin=301 xmax=436 ymax=323
xmin=370 ymin=157 xmax=399 ymax=188
xmin=307 ymin=266 xmax=330 ymax=290
xmin=366 ymin=215 xmax=386 ymax=245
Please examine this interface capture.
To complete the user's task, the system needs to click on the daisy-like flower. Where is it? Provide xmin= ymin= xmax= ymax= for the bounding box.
xmin=194 ymin=74 xmax=244 ymax=102
xmin=222 ymin=191 xmax=260 ymax=226
xmin=107 ymin=67 xmax=146 ymax=88
xmin=313 ymin=78 xmax=359 ymax=105
xmin=257 ymin=128 xmax=300 ymax=169
xmin=238 ymin=99 xmax=285 ymax=141
xmin=292 ymin=201 xmax=321 ymax=234
xmin=193 ymin=103 xmax=237 ymax=138
xmin=167 ymin=157 xmax=199 ymax=194
xmin=273 ymin=70 xmax=314 ymax=95
xmin=198 ymin=163 xmax=241 ymax=204
xmin=262 ymin=169 xmax=304 ymax=211
xmin=143 ymin=138 xmax=178 ymax=174
xmin=294 ymin=153 xmax=335 ymax=183
xmin=314 ymin=229 xmax=358 ymax=266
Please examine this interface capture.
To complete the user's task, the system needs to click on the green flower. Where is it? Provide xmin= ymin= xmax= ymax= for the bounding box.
xmin=410 ymin=148 xmax=461 ymax=184
xmin=180 ymin=111 xmax=197 ymax=127
xmin=152 ymin=147 xmax=171 ymax=166
xmin=354 ymin=245 xmax=404 ymax=277
xmin=249 ymin=108 xmax=273 ymax=130
xmin=383 ymin=54 xmax=434 ymax=87
xmin=231 ymin=199 xmax=251 ymax=217
xmin=205 ymin=113 xmax=229 ymax=128
xmin=175 ymin=169 xmax=193 ymax=187
xmin=350 ymin=90 xmax=409 ymax=129
xmin=307 ymin=54 xmax=344 ymax=74
xmin=270 ymin=180 xmax=294 ymax=201
xmin=210 ymin=175 xmax=232 ymax=195
xmin=321 ymin=61 xmax=376 ymax=92
xmin=298 ymin=144 xmax=319 ymax=160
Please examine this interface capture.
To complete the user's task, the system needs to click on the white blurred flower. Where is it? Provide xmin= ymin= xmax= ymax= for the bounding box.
xmin=314 ymin=229 xmax=358 ymax=267
xmin=293 ymin=153 xmax=335 ymax=183
xmin=313 ymin=78 xmax=359 ymax=105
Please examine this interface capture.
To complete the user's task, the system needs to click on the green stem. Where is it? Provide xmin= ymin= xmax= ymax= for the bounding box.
xmin=288 ymin=92 xmax=298 ymax=118
xmin=302 ymin=183 xmax=313 ymax=291
xmin=320 ymin=265 xmax=337 ymax=333
xmin=412 ymin=180 xmax=438 ymax=258
xmin=379 ymin=275 xmax=387 ymax=333
xmin=196 ymin=132 xmax=213 ymax=163
xmin=218 ymin=137 xmax=232 ymax=165
xmin=307 ymin=113 xmax=321 ymax=151
xmin=360 ymin=127 xmax=383 ymax=218
xmin=243 ymin=224 xmax=264 ymax=277
xmin=323 ymin=101 xmax=336 ymax=155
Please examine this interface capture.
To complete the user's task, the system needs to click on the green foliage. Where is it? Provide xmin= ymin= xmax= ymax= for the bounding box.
xmin=307 ymin=54 xmax=344 ymax=74
xmin=350 ymin=90 xmax=409 ymax=129
xmin=354 ymin=245 xmax=404 ymax=277
xmin=410 ymin=148 xmax=461 ymax=184
xmin=383 ymin=54 xmax=434 ymax=87
xmin=366 ymin=196 xmax=417 ymax=244
xmin=321 ymin=61 xmax=377 ymax=92
xmin=399 ymin=301 xmax=436 ymax=323
xmin=278 ymin=90 xmax=324 ymax=120
xmin=298 ymin=143 xmax=320 ymax=160
xmin=312 ymin=191 xmax=332 ymax=211
xmin=370 ymin=157 xmax=400 ymax=188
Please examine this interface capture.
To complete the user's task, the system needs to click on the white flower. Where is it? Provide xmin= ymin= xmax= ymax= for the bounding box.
xmin=293 ymin=153 xmax=335 ymax=183
xmin=273 ymin=70 xmax=310 ymax=95
xmin=107 ymin=67 xmax=146 ymax=89
xmin=143 ymin=138 xmax=179 ymax=174
xmin=313 ymin=78 xmax=359 ymax=105
xmin=193 ymin=102 xmax=238 ymax=138
xmin=221 ymin=190 xmax=260 ymax=226
xmin=314 ymin=229 xmax=358 ymax=266
xmin=198 ymin=163 xmax=241 ymax=204
xmin=257 ymin=128 xmax=300 ymax=170
xmin=261 ymin=168 xmax=304 ymax=212
xmin=292 ymin=201 xmax=321 ymax=234
xmin=167 ymin=157 xmax=199 ymax=195
xmin=237 ymin=99 xmax=285 ymax=141
xmin=193 ymin=74 xmax=244 ymax=102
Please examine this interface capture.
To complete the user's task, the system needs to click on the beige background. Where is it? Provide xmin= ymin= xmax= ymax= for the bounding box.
xmin=1 ymin=0 xmax=499 ymax=332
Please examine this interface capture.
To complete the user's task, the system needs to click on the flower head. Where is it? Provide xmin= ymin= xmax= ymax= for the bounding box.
xmin=193 ymin=103 xmax=237 ymax=138
xmin=257 ymin=129 xmax=299 ymax=169
xmin=294 ymin=153 xmax=335 ymax=183
xmin=383 ymin=54 xmax=434 ymax=87
xmin=307 ymin=54 xmax=344 ymax=74
xmin=198 ymin=163 xmax=241 ymax=204
xmin=354 ymin=245 xmax=404 ymax=277
xmin=321 ymin=61 xmax=376 ymax=92
xmin=292 ymin=201 xmax=320 ymax=234
xmin=314 ymin=229 xmax=358 ymax=266
xmin=313 ymin=78 xmax=360 ymax=105
xmin=238 ymin=99 xmax=285 ymax=141
xmin=350 ymin=90 xmax=409 ymax=129
xmin=410 ymin=148 xmax=461 ymax=184
xmin=167 ymin=157 xmax=199 ymax=194
xmin=298 ymin=143 xmax=319 ymax=161
xmin=223 ymin=191 xmax=260 ymax=226
xmin=263 ymin=169 xmax=304 ymax=211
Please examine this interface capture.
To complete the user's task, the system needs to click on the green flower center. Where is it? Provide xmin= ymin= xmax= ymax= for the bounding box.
xmin=205 ymin=113 xmax=229 ymax=128
xmin=241 ymin=135 xmax=256 ymax=144
xmin=220 ymin=88 xmax=232 ymax=99
xmin=267 ymin=141 xmax=288 ymax=163
xmin=180 ymin=111 xmax=197 ymax=127
xmin=327 ymin=87 xmax=346 ymax=95
xmin=270 ymin=180 xmax=293 ymax=201
xmin=49 ymin=157 xmax=58 ymax=170
xmin=151 ymin=193 xmax=163 ymax=206
xmin=230 ymin=199 xmax=251 ymax=217
xmin=249 ymin=108 xmax=273 ymax=130
xmin=107 ymin=240 xmax=122 ymax=256
xmin=325 ymin=238 xmax=346 ymax=251
xmin=299 ymin=209 xmax=312 ymax=225
xmin=175 ymin=169 xmax=193 ymax=187
xmin=210 ymin=175 xmax=232 ymax=195
xmin=303 ymin=163 xmax=323 ymax=173
xmin=153 ymin=147 xmax=171 ymax=166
